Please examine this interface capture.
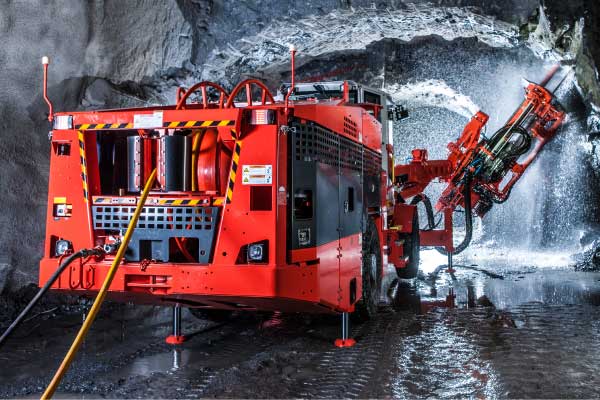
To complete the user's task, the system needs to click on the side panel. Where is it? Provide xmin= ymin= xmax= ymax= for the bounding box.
xmin=288 ymin=122 xmax=342 ymax=308
xmin=338 ymin=166 xmax=363 ymax=309
xmin=316 ymin=237 xmax=341 ymax=309
xmin=364 ymin=147 xmax=382 ymax=209
xmin=338 ymin=167 xmax=362 ymax=237
xmin=338 ymin=234 xmax=362 ymax=310
xmin=289 ymin=121 xmax=376 ymax=251
xmin=288 ymin=119 xmax=380 ymax=310
xmin=316 ymin=163 xmax=340 ymax=247
xmin=289 ymin=161 xmax=340 ymax=308
xmin=43 ymin=130 xmax=99 ymax=259
xmin=213 ymin=125 xmax=278 ymax=266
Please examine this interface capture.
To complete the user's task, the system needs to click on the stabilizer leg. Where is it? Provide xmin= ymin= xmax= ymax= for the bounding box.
xmin=334 ymin=312 xmax=356 ymax=348
xmin=446 ymin=252 xmax=455 ymax=274
xmin=166 ymin=304 xmax=187 ymax=345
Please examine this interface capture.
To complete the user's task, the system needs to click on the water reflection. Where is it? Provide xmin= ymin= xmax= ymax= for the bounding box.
xmin=388 ymin=259 xmax=600 ymax=313
xmin=485 ymin=270 xmax=600 ymax=309
xmin=172 ymin=348 xmax=181 ymax=371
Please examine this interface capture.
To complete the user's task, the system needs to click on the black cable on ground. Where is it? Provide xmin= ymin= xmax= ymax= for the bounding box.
xmin=0 ymin=248 xmax=103 ymax=348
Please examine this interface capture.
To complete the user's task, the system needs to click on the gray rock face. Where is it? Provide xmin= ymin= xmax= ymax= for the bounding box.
xmin=533 ymin=0 xmax=600 ymax=107
xmin=0 ymin=262 xmax=9 ymax=294
xmin=575 ymin=237 xmax=600 ymax=271
xmin=82 ymin=1 xmax=193 ymax=82
xmin=0 ymin=0 xmax=598 ymax=296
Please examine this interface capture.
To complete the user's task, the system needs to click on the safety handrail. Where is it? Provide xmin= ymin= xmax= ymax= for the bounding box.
xmin=225 ymin=79 xmax=274 ymax=108
xmin=176 ymin=81 xmax=229 ymax=110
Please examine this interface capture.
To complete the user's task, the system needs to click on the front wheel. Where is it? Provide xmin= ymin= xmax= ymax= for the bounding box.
xmin=354 ymin=218 xmax=382 ymax=321
xmin=396 ymin=210 xmax=420 ymax=279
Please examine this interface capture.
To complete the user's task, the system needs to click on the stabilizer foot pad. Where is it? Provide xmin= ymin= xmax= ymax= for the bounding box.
xmin=334 ymin=338 xmax=356 ymax=348
xmin=165 ymin=335 xmax=186 ymax=345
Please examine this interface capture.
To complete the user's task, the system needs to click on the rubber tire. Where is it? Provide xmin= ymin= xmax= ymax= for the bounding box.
xmin=354 ymin=218 xmax=382 ymax=321
xmin=189 ymin=308 xmax=234 ymax=322
xmin=396 ymin=211 xmax=420 ymax=279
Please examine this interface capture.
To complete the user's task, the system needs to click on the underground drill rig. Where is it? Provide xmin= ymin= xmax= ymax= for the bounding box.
xmin=0 ymin=44 xmax=569 ymax=400
xmin=1 ymin=54 xmax=565 ymax=365
xmin=34 ymin=58 xmax=564 ymax=344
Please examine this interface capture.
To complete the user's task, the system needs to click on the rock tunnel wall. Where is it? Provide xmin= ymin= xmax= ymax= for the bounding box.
xmin=0 ymin=0 xmax=599 ymax=294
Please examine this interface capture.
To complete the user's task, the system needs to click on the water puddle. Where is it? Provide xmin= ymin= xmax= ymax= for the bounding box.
xmin=386 ymin=251 xmax=600 ymax=313
xmin=485 ymin=270 xmax=600 ymax=309
xmin=120 ymin=348 xmax=192 ymax=376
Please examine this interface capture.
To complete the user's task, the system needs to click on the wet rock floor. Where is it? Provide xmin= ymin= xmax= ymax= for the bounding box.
xmin=1 ymin=251 xmax=600 ymax=399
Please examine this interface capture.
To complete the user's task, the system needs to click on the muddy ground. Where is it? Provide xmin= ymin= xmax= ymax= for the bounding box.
xmin=1 ymin=251 xmax=600 ymax=399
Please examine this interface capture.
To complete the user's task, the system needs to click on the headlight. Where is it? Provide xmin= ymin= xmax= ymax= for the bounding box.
xmin=247 ymin=240 xmax=268 ymax=263
xmin=55 ymin=239 xmax=73 ymax=256
xmin=53 ymin=115 xmax=73 ymax=130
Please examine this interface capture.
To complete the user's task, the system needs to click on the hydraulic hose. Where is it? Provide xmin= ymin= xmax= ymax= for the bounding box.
xmin=435 ymin=177 xmax=473 ymax=256
xmin=42 ymin=168 xmax=157 ymax=399
xmin=0 ymin=248 xmax=103 ymax=348
xmin=410 ymin=194 xmax=436 ymax=231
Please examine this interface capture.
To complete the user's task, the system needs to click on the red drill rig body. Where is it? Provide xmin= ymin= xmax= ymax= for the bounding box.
xmin=38 ymin=65 xmax=565 ymax=324
xmin=40 ymin=79 xmax=404 ymax=317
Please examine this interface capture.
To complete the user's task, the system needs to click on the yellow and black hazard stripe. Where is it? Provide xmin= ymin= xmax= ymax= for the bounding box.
xmin=94 ymin=197 xmax=210 ymax=206
xmin=157 ymin=199 xmax=202 ymax=206
xmin=75 ymin=120 xmax=234 ymax=130
xmin=75 ymin=123 xmax=133 ymax=130
xmin=163 ymin=120 xmax=234 ymax=129
xmin=225 ymin=141 xmax=242 ymax=204
xmin=78 ymin=131 xmax=89 ymax=203
xmin=92 ymin=197 xmax=135 ymax=205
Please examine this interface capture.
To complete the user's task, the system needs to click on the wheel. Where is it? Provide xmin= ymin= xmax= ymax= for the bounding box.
xmin=396 ymin=210 xmax=420 ymax=279
xmin=189 ymin=308 xmax=234 ymax=322
xmin=354 ymin=217 xmax=382 ymax=321
xmin=391 ymin=279 xmax=421 ymax=312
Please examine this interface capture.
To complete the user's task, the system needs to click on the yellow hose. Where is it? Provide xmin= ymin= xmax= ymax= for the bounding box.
xmin=41 ymin=169 xmax=157 ymax=399
xmin=191 ymin=130 xmax=201 ymax=191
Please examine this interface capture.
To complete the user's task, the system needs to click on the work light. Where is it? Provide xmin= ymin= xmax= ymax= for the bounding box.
xmin=55 ymin=239 xmax=72 ymax=256
xmin=247 ymin=240 xmax=268 ymax=263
